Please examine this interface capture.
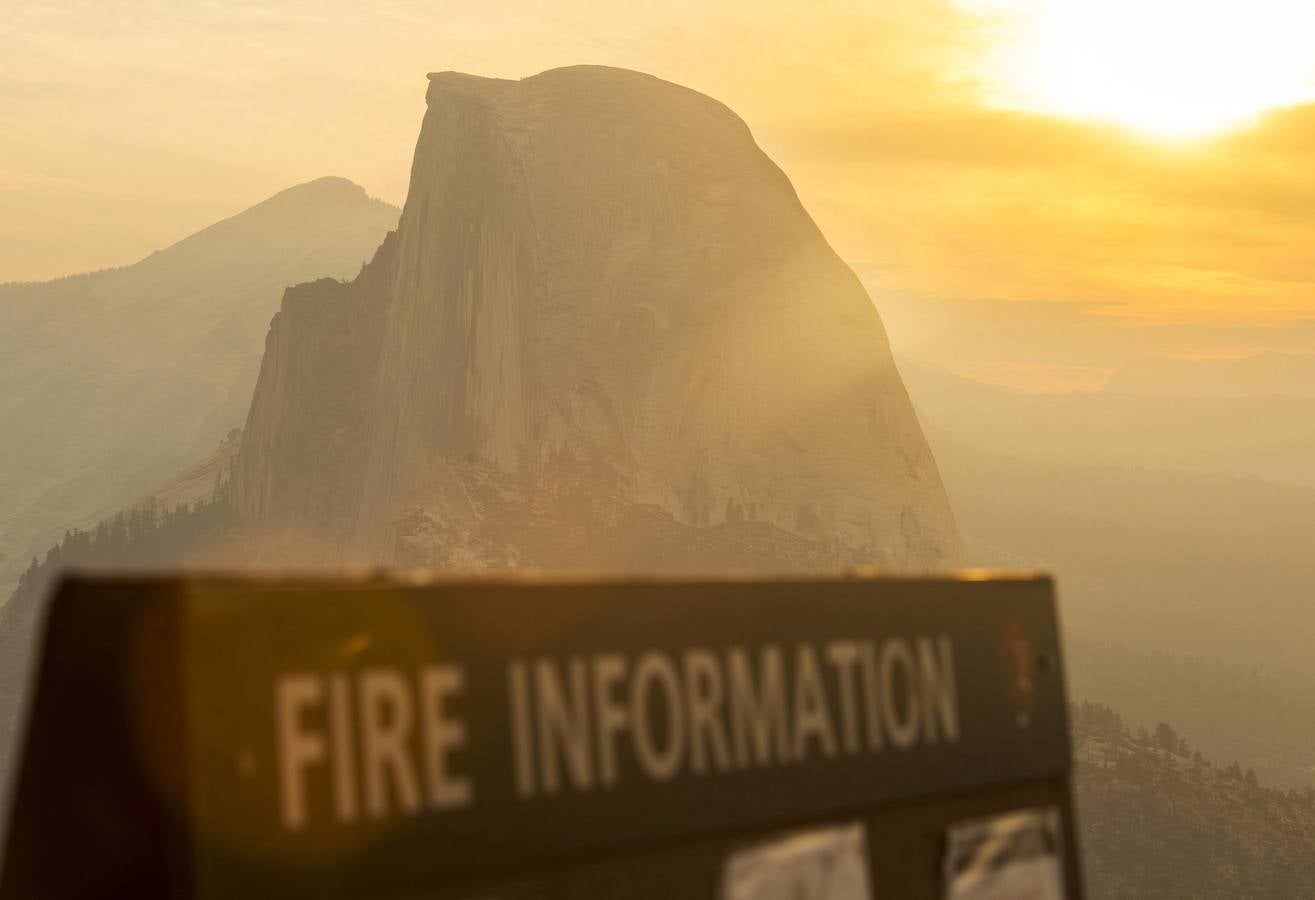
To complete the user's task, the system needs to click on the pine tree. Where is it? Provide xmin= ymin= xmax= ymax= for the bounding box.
xmin=17 ymin=556 xmax=39 ymax=592
xmin=1154 ymin=722 xmax=1180 ymax=754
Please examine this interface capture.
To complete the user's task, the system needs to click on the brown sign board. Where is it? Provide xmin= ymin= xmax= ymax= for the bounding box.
xmin=1 ymin=573 xmax=1084 ymax=898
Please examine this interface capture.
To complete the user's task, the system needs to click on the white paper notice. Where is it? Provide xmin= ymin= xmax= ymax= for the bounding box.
xmin=721 ymin=822 xmax=873 ymax=900
xmin=943 ymin=806 xmax=1066 ymax=900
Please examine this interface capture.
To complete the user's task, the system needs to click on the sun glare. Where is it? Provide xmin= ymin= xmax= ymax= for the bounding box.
xmin=971 ymin=0 xmax=1315 ymax=139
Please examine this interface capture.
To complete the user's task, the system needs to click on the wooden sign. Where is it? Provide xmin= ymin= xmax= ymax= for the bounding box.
xmin=0 ymin=573 xmax=1083 ymax=898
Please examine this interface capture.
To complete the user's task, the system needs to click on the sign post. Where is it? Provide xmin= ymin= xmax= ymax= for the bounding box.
xmin=1 ymin=573 xmax=1083 ymax=898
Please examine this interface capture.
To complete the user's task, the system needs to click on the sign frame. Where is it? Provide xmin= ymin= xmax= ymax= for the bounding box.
xmin=1 ymin=571 xmax=1084 ymax=899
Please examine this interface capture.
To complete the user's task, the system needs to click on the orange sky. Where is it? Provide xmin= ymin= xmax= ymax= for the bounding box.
xmin=2 ymin=0 xmax=1313 ymax=378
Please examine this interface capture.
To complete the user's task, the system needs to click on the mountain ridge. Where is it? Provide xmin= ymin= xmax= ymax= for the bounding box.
xmin=0 ymin=177 xmax=400 ymax=596
xmin=0 ymin=176 xmax=388 ymax=290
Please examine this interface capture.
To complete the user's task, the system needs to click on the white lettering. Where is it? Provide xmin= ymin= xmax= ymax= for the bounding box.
xmin=792 ymin=644 xmax=838 ymax=760
xmin=592 ymin=654 xmax=630 ymax=786
xmin=684 ymin=649 xmax=733 ymax=773
xmin=727 ymin=645 xmax=792 ymax=767
xmin=358 ymin=668 xmax=422 ymax=818
xmin=535 ymin=658 xmax=594 ymax=793
xmin=508 ymin=661 xmax=536 ymax=797
xmin=824 ymin=641 xmax=863 ymax=755
xmin=631 ymin=652 xmax=686 ymax=781
xmin=918 ymin=636 xmax=960 ymax=744
xmin=880 ymin=640 xmax=921 ymax=749
xmin=860 ymin=641 xmax=883 ymax=752
xmin=275 ymin=674 xmax=324 ymax=831
xmin=328 ymin=673 xmax=358 ymax=822
xmin=420 ymin=665 xmax=472 ymax=808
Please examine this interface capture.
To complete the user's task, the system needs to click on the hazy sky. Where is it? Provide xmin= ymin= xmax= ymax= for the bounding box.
xmin=4 ymin=0 xmax=1314 ymax=376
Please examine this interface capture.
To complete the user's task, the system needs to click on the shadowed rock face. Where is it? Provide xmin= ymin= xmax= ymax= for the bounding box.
xmin=233 ymin=66 xmax=962 ymax=571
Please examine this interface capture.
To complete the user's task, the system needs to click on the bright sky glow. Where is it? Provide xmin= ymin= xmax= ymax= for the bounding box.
xmin=968 ymin=0 xmax=1315 ymax=138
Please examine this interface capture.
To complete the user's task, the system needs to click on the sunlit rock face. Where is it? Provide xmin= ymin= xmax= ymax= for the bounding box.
xmin=233 ymin=66 xmax=961 ymax=571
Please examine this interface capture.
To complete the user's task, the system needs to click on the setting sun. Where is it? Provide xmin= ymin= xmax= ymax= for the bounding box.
xmin=976 ymin=0 xmax=1315 ymax=138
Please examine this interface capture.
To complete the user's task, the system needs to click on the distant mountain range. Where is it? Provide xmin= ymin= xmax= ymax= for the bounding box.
xmin=1101 ymin=352 xmax=1315 ymax=399
xmin=865 ymin=283 xmax=1315 ymax=395
xmin=0 ymin=177 xmax=399 ymax=596
xmin=895 ymin=358 xmax=1315 ymax=794
xmin=898 ymin=356 xmax=1315 ymax=488
xmin=897 ymin=359 xmax=1315 ymax=672
xmin=921 ymin=420 xmax=1315 ymax=673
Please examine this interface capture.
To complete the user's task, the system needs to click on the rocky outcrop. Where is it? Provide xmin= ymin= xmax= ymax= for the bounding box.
xmin=232 ymin=66 xmax=961 ymax=571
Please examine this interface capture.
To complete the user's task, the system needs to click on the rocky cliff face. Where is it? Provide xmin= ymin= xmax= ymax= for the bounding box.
xmin=233 ymin=66 xmax=961 ymax=571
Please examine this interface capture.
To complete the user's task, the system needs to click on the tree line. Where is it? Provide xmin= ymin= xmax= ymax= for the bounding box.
xmin=1071 ymin=699 xmax=1315 ymax=809
xmin=12 ymin=471 xmax=231 ymax=608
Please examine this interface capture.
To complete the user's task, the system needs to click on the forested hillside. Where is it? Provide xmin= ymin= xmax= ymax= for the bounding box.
xmin=1069 ymin=638 xmax=1315 ymax=791
xmin=1074 ymin=701 xmax=1315 ymax=898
